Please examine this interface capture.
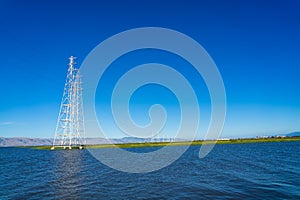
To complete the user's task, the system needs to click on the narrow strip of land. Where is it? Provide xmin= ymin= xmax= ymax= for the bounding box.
xmin=24 ymin=137 xmax=300 ymax=150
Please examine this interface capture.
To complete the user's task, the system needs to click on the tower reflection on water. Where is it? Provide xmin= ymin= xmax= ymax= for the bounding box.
xmin=50 ymin=150 xmax=86 ymax=198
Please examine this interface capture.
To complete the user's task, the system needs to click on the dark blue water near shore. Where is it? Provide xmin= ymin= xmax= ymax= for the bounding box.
xmin=0 ymin=142 xmax=299 ymax=199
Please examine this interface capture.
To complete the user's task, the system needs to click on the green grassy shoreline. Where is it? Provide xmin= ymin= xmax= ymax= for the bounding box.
xmin=19 ymin=137 xmax=300 ymax=150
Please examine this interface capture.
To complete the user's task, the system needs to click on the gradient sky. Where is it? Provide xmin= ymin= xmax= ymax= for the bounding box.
xmin=0 ymin=0 xmax=299 ymax=139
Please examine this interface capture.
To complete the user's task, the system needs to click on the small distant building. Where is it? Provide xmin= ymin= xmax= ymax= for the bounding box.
xmin=276 ymin=135 xmax=286 ymax=138
xmin=256 ymin=136 xmax=269 ymax=139
xmin=218 ymin=138 xmax=230 ymax=141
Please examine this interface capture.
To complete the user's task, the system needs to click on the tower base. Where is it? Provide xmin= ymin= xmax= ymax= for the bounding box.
xmin=50 ymin=145 xmax=85 ymax=150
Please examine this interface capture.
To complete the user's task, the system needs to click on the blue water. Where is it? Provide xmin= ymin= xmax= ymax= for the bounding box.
xmin=0 ymin=142 xmax=299 ymax=199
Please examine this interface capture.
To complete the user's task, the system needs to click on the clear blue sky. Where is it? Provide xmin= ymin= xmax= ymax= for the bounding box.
xmin=0 ymin=0 xmax=299 ymax=139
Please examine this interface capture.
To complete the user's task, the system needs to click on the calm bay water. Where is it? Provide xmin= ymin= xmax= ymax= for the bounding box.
xmin=0 ymin=142 xmax=299 ymax=199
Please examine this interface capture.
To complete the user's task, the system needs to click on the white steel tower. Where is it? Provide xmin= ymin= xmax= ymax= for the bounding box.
xmin=52 ymin=56 xmax=86 ymax=150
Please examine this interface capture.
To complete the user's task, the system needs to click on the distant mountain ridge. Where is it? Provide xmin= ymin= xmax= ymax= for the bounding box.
xmin=0 ymin=132 xmax=299 ymax=147
xmin=285 ymin=132 xmax=300 ymax=137
xmin=0 ymin=137 xmax=114 ymax=147
xmin=0 ymin=137 xmax=177 ymax=147
xmin=0 ymin=137 xmax=53 ymax=147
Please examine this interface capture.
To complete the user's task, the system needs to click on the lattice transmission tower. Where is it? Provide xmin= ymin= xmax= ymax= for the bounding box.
xmin=51 ymin=56 xmax=86 ymax=150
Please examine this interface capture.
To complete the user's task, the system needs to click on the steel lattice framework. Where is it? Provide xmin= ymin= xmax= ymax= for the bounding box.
xmin=52 ymin=56 xmax=86 ymax=150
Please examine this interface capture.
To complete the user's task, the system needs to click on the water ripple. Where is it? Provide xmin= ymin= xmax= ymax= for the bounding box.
xmin=0 ymin=142 xmax=299 ymax=199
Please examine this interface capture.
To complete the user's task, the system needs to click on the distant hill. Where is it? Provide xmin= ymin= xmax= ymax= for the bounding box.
xmin=0 ymin=137 xmax=115 ymax=147
xmin=0 ymin=137 xmax=52 ymax=147
xmin=285 ymin=132 xmax=300 ymax=137
xmin=0 ymin=136 xmax=179 ymax=147
xmin=3 ymin=132 xmax=298 ymax=147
